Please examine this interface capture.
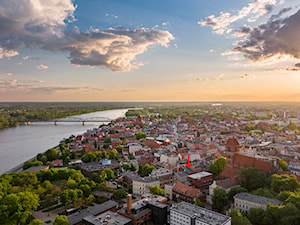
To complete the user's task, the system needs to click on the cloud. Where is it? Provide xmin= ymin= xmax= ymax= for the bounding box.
xmin=0 ymin=0 xmax=174 ymax=72
xmin=0 ymin=78 xmax=106 ymax=94
xmin=233 ymin=10 xmax=300 ymax=62
xmin=198 ymin=0 xmax=277 ymax=34
xmin=36 ymin=64 xmax=48 ymax=69
xmin=240 ymin=73 xmax=256 ymax=79
xmin=286 ymin=63 xmax=300 ymax=71
xmin=0 ymin=48 xmax=19 ymax=59
xmin=196 ymin=73 xmax=224 ymax=81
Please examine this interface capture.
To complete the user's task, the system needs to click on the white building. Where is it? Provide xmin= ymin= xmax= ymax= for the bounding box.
xmin=160 ymin=154 xmax=179 ymax=168
xmin=128 ymin=143 xmax=143 ymax=155
xmin=234 ymin=192 xmax=282 ymax=214
xmin=132 ymin=176 xmax=159 ymax=196
xmin=170 ymin=202 xmax=231 ymax=225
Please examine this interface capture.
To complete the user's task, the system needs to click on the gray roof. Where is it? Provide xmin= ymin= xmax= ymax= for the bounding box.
xmin=68 ymin=200 xmax=118 ymax=225
xmin=122 ymin=172 xmax=158 ymax=182
xmin=83 ymin=210 xmax=131 ymax=225
xmin=171 ymin=202 xmax=231 ymax=225
xmin=234 ymin=192 xmax=282 ymax=206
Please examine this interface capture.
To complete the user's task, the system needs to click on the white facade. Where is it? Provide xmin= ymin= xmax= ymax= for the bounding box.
xmin=128 ymin=143 xmax=143 ymax=154
xmin=164 ymin=183 xmax=175 ymax=200
xmin=234 ymin=193 xmax=281 ymax=214
xmin=170 ymin=202 xmax=231 ymax=225
xmin=160 ymin=154 xmax=178 ymax=167
xmin=132 ymin=178 xmax=159 ymax=196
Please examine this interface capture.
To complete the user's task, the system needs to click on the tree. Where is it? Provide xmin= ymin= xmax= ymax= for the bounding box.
xmin=102 ymin=168 xmax=115 ymax=181
xmin=149 ymin=185 xmax=165 ymax=196
xmin=45 ymin=148 xmax=59 ymax=161
xmin=212 ymin=187 xmax=228 ymax=212
xmin=248 ymin=208 xmax=265 ymax=225
xmin=80 ymin=184 xmax=91 ymax=198
xmin=29 ymin=219 xmax=43 ymax=225
xmin=238 ymin=167 xmax=267 ymax=192
xmin=279 ymin=159 xmax=288 ymax=171
xmin=228 ymin=186 xmax=247 ymax=201
xmin=271 ymin=174 xmax=300 ymax=193
xmin=195 ymin=198 xmax=205 ymax=207
xmin=209 ymin=157 xmax=227 ymax=178
xmin=116 ymin=145 xmax=123 ymax=154
xmin=229 ymin=208 xmax=251 ymax=225
xmin=138 ymin=164 xmax=154 ymax=177
xmin=54 ymin=215 xmax=69 ymax=225
xmin=23 ymin=160 xmax=43 ymax=170
xmin=0 ymin=191 xmax=39 ymax=225
xmin=135 ymin=132 xmax=147 ymax=140
xmin=252 ymin=188 xmax=275 ymax=198
xmin=113 ymin=189 xmax=127 ymax=200
xmin=82 ymin=152 xmax=97 ymax=163
xmin=104 ymin=137 xmax=111 ymax=143
xmin=108 ymin=149 xmax=118 ymax=159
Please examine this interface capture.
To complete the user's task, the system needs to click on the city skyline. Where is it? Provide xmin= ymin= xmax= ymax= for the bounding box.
xmin=0 ymin=0 xmax=300 ymax=102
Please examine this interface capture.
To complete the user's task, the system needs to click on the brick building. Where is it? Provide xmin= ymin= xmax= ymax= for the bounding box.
xmin=187 ymin=171 xmax=213 ymax=189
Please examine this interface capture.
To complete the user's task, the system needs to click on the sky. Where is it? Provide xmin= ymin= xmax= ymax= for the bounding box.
xmin=0 ymin=0 xmax=300 ymax=102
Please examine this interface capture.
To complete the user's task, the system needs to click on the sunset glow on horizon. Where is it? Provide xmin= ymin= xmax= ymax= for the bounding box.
xmin=0 ymin=0 xmax=300 ymax=102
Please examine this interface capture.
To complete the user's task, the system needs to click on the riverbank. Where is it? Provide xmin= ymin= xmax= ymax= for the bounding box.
xmin=0 ymin=108 xmax=128 ymax=175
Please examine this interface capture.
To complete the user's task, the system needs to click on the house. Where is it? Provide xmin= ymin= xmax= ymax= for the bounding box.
xmin=172 ymin=182 xmax=202 ymax=203
xmin=52 ymin=159 xmax=63 ymax=167
xmin=170 ymin=202 xmax=231 ymax=225
xmin=187 ymin=171 xmax=213 ymax=189
xmin=68 ymin=200 xmax=118 ymax=225
xmin=234 ymin=192 xmax=282 ymax=214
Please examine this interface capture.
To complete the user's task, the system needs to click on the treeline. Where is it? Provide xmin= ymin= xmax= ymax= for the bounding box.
xmin=0 ymin=102 xmax=130 ymax=129
xmin=0 ymin=167 xmax=127 ymax=225
xmin=212 ymin=167 xmax=300 ymax=225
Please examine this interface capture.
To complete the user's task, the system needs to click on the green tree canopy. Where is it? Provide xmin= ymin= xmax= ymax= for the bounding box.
xmin=149 ymin=185 xmax=165 ymax=196
xmin=229 ymin=208 xmax=251 ymax=225
xmin=0 ymin=191 xmax=39 ymax=225
xmin=113 ymin=189 xmax=127 ymax=200
xmin=135 ymin=132 xmax=147 ymax=140
xmin=247 ymin=208 xmax=265 ymax=225
xmin=238 ymin=167 xmax=267 ymax=192
xmin=212 ymin=186 xmax=228 ymax=212
xmin=252 ymin=188 xmax=275 ymax=198
xmin=138 ymin=164 xmax=154 ymax=177
xmin=54 ymin=215 xmax=69 ymax=225
xmin=279 ymin=159 xmax=288 ymax=171
xmin=227 ymin=186 xmax=247 ymax=201
xmin=45 ymin=148 xmax=59 ymax=161
xmin=209 ymin=157 xmax=227 ymax=178
xmin=271 ymin=174 xmax=300 ymax=193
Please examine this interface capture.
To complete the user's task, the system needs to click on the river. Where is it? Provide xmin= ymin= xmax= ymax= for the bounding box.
xmin=0 ymin=108 xmax=128 ymax=175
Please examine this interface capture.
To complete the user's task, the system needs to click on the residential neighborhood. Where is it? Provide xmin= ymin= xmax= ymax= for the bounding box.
xmin=1 ymin=104 xmax=300 ymax=225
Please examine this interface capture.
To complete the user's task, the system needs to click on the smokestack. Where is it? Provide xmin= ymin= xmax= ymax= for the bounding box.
xmin=127 ymin=194 xmax=132 ymax=214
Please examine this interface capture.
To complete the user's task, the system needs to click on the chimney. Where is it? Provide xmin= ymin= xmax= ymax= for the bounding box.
xmin=127 ymin=194 xmax=132 ymax=214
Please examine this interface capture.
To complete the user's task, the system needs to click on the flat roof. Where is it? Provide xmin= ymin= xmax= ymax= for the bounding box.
xmin=68 ymin=200 xmax=118 ymax=225
xmin=188 ymin=171 xmax=212 ymax=179
xmin=234 ymin=192 xmax=282 ymax=206
xmin=83 ymin=211 xmax=131 ymax=225
xmin=171 ymin=202 xmax=230 ymax=225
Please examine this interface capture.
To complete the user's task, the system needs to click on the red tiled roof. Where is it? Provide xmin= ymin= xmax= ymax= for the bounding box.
xmin=172 ymin=182 xmax=200 ymax=197
xmin=225 ymin=137 xmax=240 ymax=147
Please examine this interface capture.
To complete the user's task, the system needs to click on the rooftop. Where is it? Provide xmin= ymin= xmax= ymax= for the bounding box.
xmin=171 ymin=202 xmax=231 ymax=225
xmin=68 ymin=200 xmax=118 ymax=225
xmin=83 ymin=211 xmax=131 ymax=225
xmin=188 ymin=171 xmax=213 ymax=179
xmin=173 ymin=182 xmax=200 ymax=197
xmin=234 ymin=192 xmax=282 ymax=206
xmin=225 ymin=137 xmax=240 ymax=147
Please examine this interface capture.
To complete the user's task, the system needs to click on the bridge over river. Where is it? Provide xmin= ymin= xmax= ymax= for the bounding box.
xmin=25 ymin=116 xmax=112 ymax=126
